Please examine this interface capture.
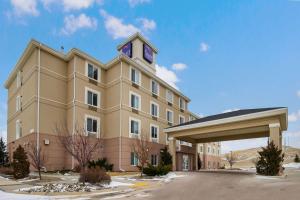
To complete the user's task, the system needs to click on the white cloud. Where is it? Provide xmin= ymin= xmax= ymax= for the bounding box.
xmin=10 ymin=0 xmax=39 ymax=16
xmin=288 ymin=110 xmax=300 ymax=122
xmin=297 ymin=90 xmax=300 ymax=98
xmin=100 ymin=9 xmax=140 ymax=39
xmin=138 ymin=18 xmax=156 ymax=31
xmin=222 ymin=108 xmax=240 ymax=113
xmin=128 ymin=0 xmax=151 ymax=7
xmin=155 ymin=64 xmax=179 ymax=89
xmin=172 ymin=63 xmax=187 ymax=71
xmin=60 ymin=13 xmax=97 ymax=35
xmin=200 ymin=42 xmax=210 ymax=52
xmin=41 ymin=0 xmax=100 ymax=11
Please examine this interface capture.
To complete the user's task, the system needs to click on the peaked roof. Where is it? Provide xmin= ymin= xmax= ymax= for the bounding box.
xmin=167 ymin=107 xmax=287 ymax=129
xmin=117 ymin=32 xmax=158 ymax=53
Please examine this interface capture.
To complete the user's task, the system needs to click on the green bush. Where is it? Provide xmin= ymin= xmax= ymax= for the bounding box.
xmin=88 ymin=158 xmax=114 ymax=171
xmin=79 ymin=167 xmax=111 ymax=184
xmin=12 ymin=145 xmax=30 ymax=179
xmin=160 ymin=147 xmax=172 ymax=166
xmin=256 ymin=141 xmax=284 ymax=176
xmin=143 ymin=164 xmax=172 ymax=176
xmin=294 ymin=154 xmax=300 ymax=163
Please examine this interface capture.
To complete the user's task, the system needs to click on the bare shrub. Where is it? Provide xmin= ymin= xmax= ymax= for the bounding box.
xmin=79 ymin=167 xmax=111 ymax=184
xmin=27 ymin=141 xmax=46 ymax=180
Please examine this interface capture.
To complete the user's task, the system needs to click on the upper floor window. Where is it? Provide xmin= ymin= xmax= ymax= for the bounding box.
xmin=85 ymin=87 xmax=100 ymax=107
xmin=179 ymin=115 xmax=185 ymax=124
xmin=151 ymin=154 xmax=158 ymax=166
xmin=16 ymin=120 xmax=22 ymax=139
xmin=129 ymin=117 xmax=140 ymax=137
xmin=150 ymin=101 xmax=159 ymax=117
xmin=130 ymin=92 xmax=141 ymax=110
xmin=199 ymin=145 xmax=203 ymax=153
xmin=166 ymin=90 xmax=173 ymax=104
xmin=179 ymin=98 xmax=185 ymax=110
xmin=166 ymin=109 xmax=173 ymax=124
xmin=150 ymin=124 xmax=159 ymax=142
xmin=16 ymin=71 xmax=22 ymax=88
xmin=151 ymin=80 xmax=159 ymax=95
xmin=130 ymin=67 xmax=141 ymax=85
xmin=16 ymin=95 xmax=22 ymax=112
xmin=207 ymin=146 xmax=210 ymax=153
xmin=87 ymin=63 xmax=99 ymax=81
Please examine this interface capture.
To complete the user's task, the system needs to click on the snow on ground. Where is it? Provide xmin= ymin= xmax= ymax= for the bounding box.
xmin=0 ymin=190 xmax=51 ymax=200
xmin=103 ymin=181 xmax=134 ymax=188
xmin=283 ymin=162 xmax=300 ymax=169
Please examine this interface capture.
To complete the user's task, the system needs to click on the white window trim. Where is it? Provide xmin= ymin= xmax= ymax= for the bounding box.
xmin=85 ymin=87 xmax=100 ymax=108
xmin=16 ymin=95 xmax=21 ymax=112
xmin=16 ymin=71 xmax=21 ymax=88
xmin=179 ymin=115 xmax=185 ymax=124
xmin=129 ymin=117 xmax=141 ymax=138
xmin=150 ymin=123 xmax=159 ymax=143
xmin=16 ymin=120 xmax=21 ymax=139
xmin=179 ymin=98 xmax=185 ymax=110
xmin=150 ymin=101 xmax=159 ymax=117
xmin=166 ymin=89 xmax=174 ymax=104
xmin=84 ymin=114 xmax=100 ymax=137
xmin=166 ymin=109 xmax=174 ymax=123
xmin=150 ymin=79 xmax=159 ymax=96
xmin=129 ymin=91 xmax=141 ymax=111
xmin=131 ymin=152 xmax=139 ymax=166
xmin=85 ymin=61 xmax=101 ymax=82
xmin=130 ymin=66 xmax=141 ymax=85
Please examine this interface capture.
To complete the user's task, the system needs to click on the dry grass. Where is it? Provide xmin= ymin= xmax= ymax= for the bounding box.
xmin=107 ymin=171 xmax=139 ymax=177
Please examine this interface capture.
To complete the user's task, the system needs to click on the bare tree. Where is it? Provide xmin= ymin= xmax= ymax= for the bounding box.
xmin=27 ymin=141 xmax=46 ymax=180
xmin=131 ymin=133 xmax=151 ymax=177
xmin=54 ymin=123 xmax=102 ymax=174
xmin=225 ymin=151 xmax=238 ymax=169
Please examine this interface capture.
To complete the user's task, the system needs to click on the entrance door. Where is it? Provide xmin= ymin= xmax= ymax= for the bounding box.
xmin=182 ymin=154 xmax=189 ymax=171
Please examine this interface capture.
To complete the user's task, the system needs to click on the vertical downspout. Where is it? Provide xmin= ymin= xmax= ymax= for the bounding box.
xmin=37 ymin=45 xmax=41 ymax=151
xmin=72 ymin=56 xmax=76 ymax=169
xmin=119 ymin=57 xmax=125 ymax=171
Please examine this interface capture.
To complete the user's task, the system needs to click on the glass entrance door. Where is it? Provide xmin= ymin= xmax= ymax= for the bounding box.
xmin=182 ymin=154 xmax=189 ymax=171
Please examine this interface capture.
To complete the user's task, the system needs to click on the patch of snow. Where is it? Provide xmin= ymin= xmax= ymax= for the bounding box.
xmin=0 ymin=190 xmax=49 ymax=200
xmin=283 ymin=162 xmax=300 ymax=169
xmin=64 ymin=173 xmax=71 ymax=176
xmin=256 ymin=175 xmax=281 ymax=180
xmin=18 ymin=183 xmax=99 ymax=193
xmin=103 ymin=181 xmax=134 ymax=188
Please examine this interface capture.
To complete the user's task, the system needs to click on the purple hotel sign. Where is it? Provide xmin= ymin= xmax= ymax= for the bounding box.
xmin=143 ymin=43 xmax=153 ymax=64
xmin=121 ymin=42 xmax=132 ymax=58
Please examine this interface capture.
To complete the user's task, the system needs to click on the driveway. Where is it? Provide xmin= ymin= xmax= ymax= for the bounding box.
xmin=121 ymin=169 xmax=300 ymax=200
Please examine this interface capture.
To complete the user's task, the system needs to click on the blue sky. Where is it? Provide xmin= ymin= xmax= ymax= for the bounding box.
xmin=0 ymin=0 xmax=300 ymax=153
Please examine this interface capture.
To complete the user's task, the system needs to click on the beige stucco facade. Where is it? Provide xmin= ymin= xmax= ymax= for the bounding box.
xmin=5 ymin=33 xmax=217 ymax=171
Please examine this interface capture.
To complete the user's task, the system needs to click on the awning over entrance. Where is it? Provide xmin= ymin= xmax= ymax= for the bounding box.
xmin=164 ymin=107 xmax=288 ymax=171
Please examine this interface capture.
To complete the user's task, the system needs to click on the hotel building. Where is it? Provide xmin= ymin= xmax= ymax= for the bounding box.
xmin=5 ymin=33 xmax=220 ymax=171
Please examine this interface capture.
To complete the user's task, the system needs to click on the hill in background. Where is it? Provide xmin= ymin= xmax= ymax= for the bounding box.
xmin=221 ymin=146 xmax=300 ymax=168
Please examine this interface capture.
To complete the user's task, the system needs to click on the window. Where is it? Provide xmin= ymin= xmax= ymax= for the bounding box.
xmin=199 ymin=145 xmax=203 ymax=153
xmin=150 ymin=101 xmax=159 ymax=117
xmin=179 ymin=115 xmax=185 ymax=124
xmin=179 ymin=98 xmax=185 ymax=110
xmin=85 ymin=115 xmax=99 ymax=135
xmin=87 ymin=63 xmax=99 ymax=81
xmin=166 ymin=110 xmax=173 ymax=123
xmin=16 ymin=71 xmax=22 ymax=88
xmin=207 ymin=146 xmax=210 ymax=153
xmin=166 ymin=90 xmax=173 ymax=103
xmin=129 ymin=118 xmax=140 ymax=136
xmin=85 ymin=88 xmax=100 ymax=107
xmin=212 ymin=148 xmax=215 ymax=154
xmin=130 ymin=67 xmax=140 ymax=85
xmin=131 ymin=152 xmax=139 ymax=166
xmin=151 ymin=80 xmax=159 ymax=95
xmin=151 ymin=154 xmax=158 ymax=166
xmin=150 ymin=124 xmax=159 ymax=142
xmin=130 ymin=92 xmax=141 ymax=110
xmin=16 ymin=120 xmax=22 ymax=139
xmin=16 ymin=95 xmax=22 ymax=112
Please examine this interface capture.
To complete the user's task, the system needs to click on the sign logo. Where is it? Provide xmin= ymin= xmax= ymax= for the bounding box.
xmin=143 ymin=43 xmax=153 ymax=64
xmin=121 ymin=42 xmax=132 ymax=58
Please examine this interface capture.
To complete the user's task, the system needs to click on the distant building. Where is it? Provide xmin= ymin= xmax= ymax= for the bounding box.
xmin=198 ymin=142 xmax=221 ymax=169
